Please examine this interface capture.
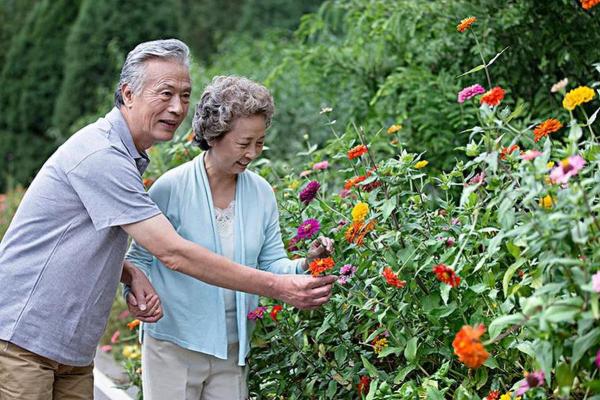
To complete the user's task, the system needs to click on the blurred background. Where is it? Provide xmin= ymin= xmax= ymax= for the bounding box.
xmin=0 ymin=0 xmax=599 ymax=192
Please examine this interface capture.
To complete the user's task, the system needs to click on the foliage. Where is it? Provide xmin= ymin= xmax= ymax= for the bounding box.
xmin=51 ymin=0 xmax=181 ymax=136
xmin=0 ymin=185 xmax=25 ymax=240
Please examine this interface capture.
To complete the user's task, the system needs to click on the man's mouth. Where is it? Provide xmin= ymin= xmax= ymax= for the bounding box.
xmin=159 ymin=120 xmax=178 ymax=130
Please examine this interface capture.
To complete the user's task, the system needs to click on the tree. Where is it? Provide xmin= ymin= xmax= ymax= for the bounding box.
xmin=52 ymin=0 xmax=181 ymax=136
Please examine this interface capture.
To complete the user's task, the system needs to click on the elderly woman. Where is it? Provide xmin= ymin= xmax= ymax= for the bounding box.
xmin=126 ymin=76 xmax=333 ymax=400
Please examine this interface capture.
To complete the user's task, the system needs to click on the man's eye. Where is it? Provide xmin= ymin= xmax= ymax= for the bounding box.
xmin=161 ymin=91 xmax=172 ymax=97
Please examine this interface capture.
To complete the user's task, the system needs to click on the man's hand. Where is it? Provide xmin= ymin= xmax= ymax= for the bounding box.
xmin=125 ymin=265 xmax=163 ymax=323
xmin=273 ymin=274 xmax=336 ymax=309
xmin=304 ymin=236 xmax=335 ymax=269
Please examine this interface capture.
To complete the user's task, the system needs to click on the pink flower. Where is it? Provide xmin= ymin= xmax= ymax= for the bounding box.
xmin=516 ymin=370 xmax=545 ymax=396
xmin=592 ymin=271 xmax=600 ymax=293
xmin=467 ymin=171 xmax=486 ymax=186
xmin=247 ymin=306 xmax=268 ymax=320
xmin=299 ymin=170 xmax=312 ymax=177
xmin=550 ymin=155 xmax=585 ymax=184
xmin=596 ymin=349 xmax=600 ymax=369
xmin=287 ymin=236 xmax=299 ymax=252
xmin=299 ymin=180 xmax=321 ymax=205
xmin=313 ymin=161 xmax=329 ymax=170
xmin=520 ymin=150 xmax=543 ymax=161
xmin=110 ymin=330 xmax=120 ymax=344
xmin=100 ymin=345 xmax=112 ymax=353
xmin=296 ymin=218 xmax=320 ymax=240
xmin=338 ymin=264 xmax=357 ymax=285
xmin=339 ymin=189 xmax=351 ymax=198
xmin=458 ymin=84 xmax=486 ymax=103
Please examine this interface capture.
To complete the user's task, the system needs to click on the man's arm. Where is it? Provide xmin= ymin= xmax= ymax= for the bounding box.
xmin=122 ymin=214 xmax=336 ymax=309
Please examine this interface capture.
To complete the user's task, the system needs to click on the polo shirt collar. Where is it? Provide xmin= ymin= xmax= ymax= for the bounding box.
xmin=106 ymin=107 xmax=150 ymax=173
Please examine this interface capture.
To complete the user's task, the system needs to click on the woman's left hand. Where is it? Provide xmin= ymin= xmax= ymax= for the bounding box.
xmin=304 ymin=236 xmax=335 ymax=269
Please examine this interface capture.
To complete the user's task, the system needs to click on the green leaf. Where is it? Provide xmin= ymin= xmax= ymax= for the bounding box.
xmin=326 ymin=380 xmax=337 ymax=399
xmin=404 ymin=337 xmax=418 ymax=362
xmin=572 ymin=328 xmax=600 ymax=365
xmin=394 ymin=365 xmax=415 ymax=384
xmin=486 ymin=46 xmax=510 ymax=67
xmin=457 ymin=64 xmax=485 ymax=78
xmin=381 ymin=197 xmax=396 ymax=222
xmin=556 ymin=362 xmax=575 ymax=389
xmin=361 ymin=355 xmax=379 ymax=377
xmin=503 ymin=258 xmax=526 ymax=297
xmin=488 ymin=314 xmax=523 ymax=340
xmin=378 ymin=346 xmax=403 ymax=358
xmin=334 ymin=346 xmax=347 ymax=367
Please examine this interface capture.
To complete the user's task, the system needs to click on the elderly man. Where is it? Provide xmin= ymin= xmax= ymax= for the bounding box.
xmin=0 ymin=39 xmax=335 ymax=399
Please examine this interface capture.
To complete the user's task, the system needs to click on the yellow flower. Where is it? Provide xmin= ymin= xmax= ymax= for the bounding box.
xmin=122 ymin=345 xmax=141 ymax=359
xmin=499 ymin=393 xmax=521 ymax=400
xmin=546 ymin=161 xmax=555 ymax=169
xmin=372 ymin=337 xmax=388 ymax=354
xmin=415 ymin=160 xmax=429 ymax=169
xmin=387 ymin=124 xmax=402 ymax=134
xmin=351 ymin=201 xmax=369 ymax=223
xmin=288 ymin=180 xmax=300 ymax=190
xmin=539 ymin=195 xmax=554 ymax=209
xmin=562 ymin=86 xmax=595 ymax=111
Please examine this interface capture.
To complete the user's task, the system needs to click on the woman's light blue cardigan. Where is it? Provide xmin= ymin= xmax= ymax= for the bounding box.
xmin=125 ymin=152 xmax=304 ymax=366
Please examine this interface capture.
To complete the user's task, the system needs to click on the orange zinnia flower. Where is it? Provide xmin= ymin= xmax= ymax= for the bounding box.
xmin=499 ymin=144 xmax=519 ymax=160
xmin=452 ymin=324 xmax=489 ymax=368
xmin=269 ymin=305 xmax=283 ymax=321
xmin=127 ymin=319 xmax=140 ymax=330
xmin=345 ymin=220 xmax=375 ymax=245
xmin=348 ymin=144 xmax=368 ymax=160
xmin=308 ymin=257 xmax=335 ymax=276
xmin=580 ymin=0 xmax=600 ymax=10
xmin=432 ymin=263 xmax=461 ymax=287
xmin=457 ymin=17 xmax=477 ymax=32
xmin=382 ymin=267 xmax=406 ymax=288
xmin=344 ymin=175 xmax=366 ymax=190
xmin=143 ymin=178 xmax=155 ymax=188
xmin=533 ymin=118 xmax=562 ymax=142
xmin=480 ymin=87 xmax=506 ymax=106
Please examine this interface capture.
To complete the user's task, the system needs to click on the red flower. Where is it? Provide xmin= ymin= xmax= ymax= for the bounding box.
xmin=382 ymin=267 xmax=406 ymax=288
xmin=452 ymin=324 xmax=489 ymax=368
xmin=308 ymin=257 xmax=335 ymax=277
xmin=127 ymin=319 xmax=140 ymax=330
xmin=357 ymin=375 xmax=370 ymax=396
xmin=480 ymin=86 xmax=505 ymax=106
xmin=499 ymin=144 xmax=519 ymax=160
xmin=269 ymin=305 xmax=283 ymax=321
xmin=485 ymin=390 xmax=500 ymax=400
xmin=432 ymin=263 xmax=461 ymax=287
xmin=581 ymin=0 xmax=600 ymax=10
xmin=348 ymin=144 xmax=368 ymax=160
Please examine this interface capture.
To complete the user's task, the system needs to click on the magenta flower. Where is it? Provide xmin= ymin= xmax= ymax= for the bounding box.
xmin=550 ymin=155 xmax=585 ymax=184
xmin=299 ymin=180 xmax=321 ymax=205
xmin=296 ymin=218 xmax=320 ymax=240
xmin=467 ymin=171 xmax=486 ymax=186
xmin=520 ymin=150 xmax=543 ymax=161
xmin=515 ymin=370 xmax=545 ymax=396
xmin=338 ymin=264 xmax=357 ymax=285
xmin=592 ymin=271 xmax=600 ymax=293
xmin=312 ymin=160 xmax=329 ymax=170
xmin=339 ymin=189 xmax=351 ymax=198
xmin=596 ymin=349 xmax=600 ymax=369
xmin=458 ymin=84 xmax=486 ymax=103
xmin=247 ymin=306 xmax=268 ymax=320
xmin=287 ymin=236 xmax=299 ymax=252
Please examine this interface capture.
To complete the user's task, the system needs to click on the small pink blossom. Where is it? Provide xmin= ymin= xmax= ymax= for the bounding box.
xmin=247 ymin=306 xmax=268 ymax=320
xmin=458 ymin=84 xmax=486 ymax=103
xmin=550 ymin=155 xmax=585 ymax=184
xmin=596 ymin=349 xmax=600 ymax=369
xmin=446 ymin=237 xmax=455 ymax=247
xmin=339 ymin=189 xmax=351 ymax=198
xmin=592 ymin=271 xmax=600 ymax=293
xmin=299 ymin=180 xmax=321 ymax=205
xmin=110 ymin=330 xmax=120 ymax=344
xmin=516 ymin=371 xmax=545 ymax=396
xmin=299 ymin=170 xmax=312 ymax=177
xmin=338 ymin=264 xmax=357 ymax=284
xmin=312 ymin=161 xmax=329 ymax=170
xmin=467 ymin=171 xmax=486 ymax=186
xmin=100 ymin=345 xmax=113 ymax=353
xmin=520 ymin=150 xmax=543 ymax=161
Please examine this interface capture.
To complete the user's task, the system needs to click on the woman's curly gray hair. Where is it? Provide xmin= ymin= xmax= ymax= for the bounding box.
xmin=192 ymin=76 xmax=275 ymax=150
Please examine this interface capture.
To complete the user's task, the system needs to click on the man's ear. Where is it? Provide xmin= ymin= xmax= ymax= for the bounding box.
xmin=122 ymin=83 xmax=134 ymax=108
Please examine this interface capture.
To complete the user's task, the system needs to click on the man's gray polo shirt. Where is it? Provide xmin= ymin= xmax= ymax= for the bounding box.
xmin=0 ymin=108 xmax=161 ymax=366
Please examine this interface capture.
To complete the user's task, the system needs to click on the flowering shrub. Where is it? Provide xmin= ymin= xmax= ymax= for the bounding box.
xmin=245 ymin=16 xmax=600 ymax=400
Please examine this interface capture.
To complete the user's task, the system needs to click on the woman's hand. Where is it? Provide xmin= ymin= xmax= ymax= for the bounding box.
xmin=304 ymin=236 xmax=335 ymax=269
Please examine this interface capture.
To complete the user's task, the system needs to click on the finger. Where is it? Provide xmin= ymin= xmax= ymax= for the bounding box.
xmin=132 ymin=287 xmax=147 ymax=311
xmin=145 ymin=297 xmax=161 ymax=317
xmin=126 ymin=293 xmax=137 ymax=306
xmin=306 ymin=275 xmax=338 ymax=288
xmin=309 ymin=284 xmax=333 ymax=299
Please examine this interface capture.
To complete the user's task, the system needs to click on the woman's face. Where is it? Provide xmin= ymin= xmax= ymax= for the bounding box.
xmin=208 ymin=114 xmax=266 ymax=175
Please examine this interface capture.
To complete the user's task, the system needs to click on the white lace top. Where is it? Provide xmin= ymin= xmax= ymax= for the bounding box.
xmin=214 ymin=200 xmax=238 ymax=344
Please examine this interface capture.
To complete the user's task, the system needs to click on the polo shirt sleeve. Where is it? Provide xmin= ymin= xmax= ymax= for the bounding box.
xmin=67 ymin=148 xmax=161 ymax=231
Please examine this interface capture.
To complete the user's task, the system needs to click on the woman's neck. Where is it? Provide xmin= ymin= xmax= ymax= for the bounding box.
xmin=204 ymin=151 xmax=237 ymax=203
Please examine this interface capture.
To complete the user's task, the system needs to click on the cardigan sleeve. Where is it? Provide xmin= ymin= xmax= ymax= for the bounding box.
xmin=257 ymin=192 xmax=305 ymax=275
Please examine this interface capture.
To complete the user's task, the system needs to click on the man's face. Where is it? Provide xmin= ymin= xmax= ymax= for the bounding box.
xmin=124 ymin=59 xmax=191 ymax=148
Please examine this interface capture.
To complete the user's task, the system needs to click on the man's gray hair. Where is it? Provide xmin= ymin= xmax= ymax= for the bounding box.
xmin=192 ymin=76 xmax=275 ymax=150
xmin=114 ymin=39 xmax=190 ymax=107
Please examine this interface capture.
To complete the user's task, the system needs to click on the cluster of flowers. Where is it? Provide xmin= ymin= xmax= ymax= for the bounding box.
xmin=247 ymin=304 xmax=283 ymax=321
